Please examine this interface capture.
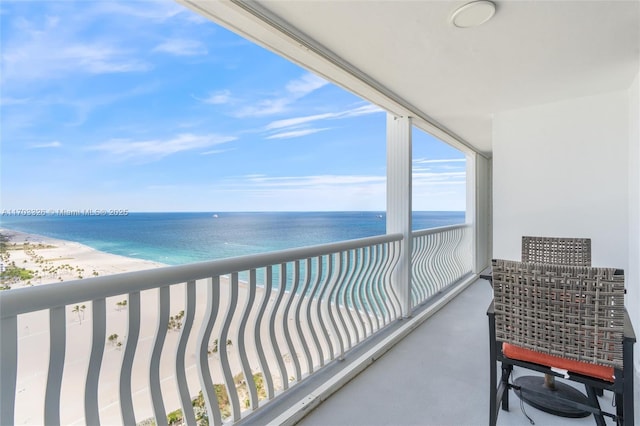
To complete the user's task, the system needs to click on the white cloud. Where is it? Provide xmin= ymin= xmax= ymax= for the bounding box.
xmin=265 ymin=104 xmax=383 ymax=131
xmin=89 ymin=133 xmax=237 ymax=161
xmin=266 ymin=112 xmax=337 ymax=131
xmin=413 ymin=171 xmax=466 ymax=187
xmin=200 ymin=149 xmax=229 ymax=156
xmin=233 ymin=73 xmax=329 ymax=117
xmin=153 ymin=39 xmax=207 ymax=56
xmin=234 ymin=98 xmax=289 ymax=118
xmin=1 ymin=6 xmax=158 ymax=85
xmin=266 ymin=128 xmax=331 ymax=140
xmin=31 ymin=141 xmax=62 ymax=149
xmin=2 ymin=31 xmax=150 ymax=84
xmin=244 ymin=174 xmax=386 ymax=188
xmin=199 ymin=90 xmax=232 ymax=105
xmin=285 ymin=73 xmax=328 ymax=98
xmin=91 ymin=2 xmax=187 ymax=23
xmin=413 ymin=158 xmax=466 ymax=164
xmin=205 ymin=173 xmax=388 ymax=211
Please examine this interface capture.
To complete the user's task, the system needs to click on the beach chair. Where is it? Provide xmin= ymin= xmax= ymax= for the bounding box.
xmin=488 ymin=258 xmax=636 ymax=425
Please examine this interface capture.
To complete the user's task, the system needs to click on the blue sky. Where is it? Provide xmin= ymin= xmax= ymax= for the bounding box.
xmin=0 ymin=0 xmax=466 ymax=212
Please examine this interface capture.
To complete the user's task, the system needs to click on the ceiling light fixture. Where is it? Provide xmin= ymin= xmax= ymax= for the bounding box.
xmin=451 ymin=1 xmax=496 ymax=28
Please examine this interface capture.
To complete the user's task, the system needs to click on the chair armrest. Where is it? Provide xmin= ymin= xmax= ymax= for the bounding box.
xmin=624 ymin=308 xmax=636 ymax=343
xmin=487 ymin=300 xmax=495 ymax=316
xmin=480 ymin=266 xmax=493 ymax=284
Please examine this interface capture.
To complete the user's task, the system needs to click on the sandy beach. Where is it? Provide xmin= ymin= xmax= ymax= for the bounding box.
xmin=0 ymin=228 xmax=166 ymax=287
xmin=1 ymin=228 xmax=339 ymax=425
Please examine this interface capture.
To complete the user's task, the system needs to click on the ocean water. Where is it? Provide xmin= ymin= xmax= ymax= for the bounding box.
xmin=0 ymin=211 xmax=464 ymax=265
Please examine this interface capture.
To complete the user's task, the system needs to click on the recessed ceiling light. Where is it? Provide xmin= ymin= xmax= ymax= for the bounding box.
xmin=451 ymin=1 xmax=496 ymax=28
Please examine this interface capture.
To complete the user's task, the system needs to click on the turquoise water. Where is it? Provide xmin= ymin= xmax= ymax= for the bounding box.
xmin=0 ymin=211 xmax=464 ymax=265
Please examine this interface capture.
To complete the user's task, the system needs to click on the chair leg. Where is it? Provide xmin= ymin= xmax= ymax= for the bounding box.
xmin=585 ymin=386 xmax=606 ymax=426
xmin=615 ymin=392 xmax=623 ymax=425
xmin=490 ymin=363 xmax=512 ymax=426
xmin=490 ymin=354 xmax=498 ymax=425
xmin=622 ymin=382 xmax=634 ymax=426
xmin=500 ymin=364 xmax=512 ymax=411
xmin=622 ymin=339 xmax=634 ymax=426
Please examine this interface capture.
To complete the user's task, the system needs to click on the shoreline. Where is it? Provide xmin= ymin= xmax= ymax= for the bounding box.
xmin=0 ymin=227 xmax=166 ymax=287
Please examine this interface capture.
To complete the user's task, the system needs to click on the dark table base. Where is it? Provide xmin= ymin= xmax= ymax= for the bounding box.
xmin=514 ymin=376 xmax=591 ymax=418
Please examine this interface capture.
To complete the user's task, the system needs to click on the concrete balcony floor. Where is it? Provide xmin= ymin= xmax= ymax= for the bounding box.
xmin=297 ymin=278 xmax=640 ymax=426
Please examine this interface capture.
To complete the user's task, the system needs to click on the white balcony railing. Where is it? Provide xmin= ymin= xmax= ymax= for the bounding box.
xmin=411 ymin=224 xmax=473 ymax=306
xmin=0 ymin=225 xmax=473 ymax=425
xmin=0 ymin=233 xmax=404 ymax=425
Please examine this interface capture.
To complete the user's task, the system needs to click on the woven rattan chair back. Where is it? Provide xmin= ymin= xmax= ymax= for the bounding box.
xmin=492 ymin=259 xmax=625 ymax=368
xmin=521 ymin=236 xmax=591 ymax=266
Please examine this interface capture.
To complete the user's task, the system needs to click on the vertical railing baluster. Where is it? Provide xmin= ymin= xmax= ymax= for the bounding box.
xmin=220 ymin=273 xmax=241 ymax=421
xmin=384 ymin=242 xmax=399 ymax=321
xmin=412 ymin=235 xmax=427 ymax=303
xmin=255 ymin=267 xmax=275 ymax=399
xmin=357 ymin=246 xmax=374 ymax=337
xmin=437 ymin=230 xmax=450 ymax=286
xmin=382 ymin=241 xmax=402 ymax=321
xmin=377 ymin=243 xmax=394 ymax=323
xmin=85 ymin=298 xmax=106 ymax=425
xmin=0 ymin=315 xmax=17 ymax=426
xmin=369 ymin=244 xmax=385 ymax=329
xmin=307 ymin=256 xmax=325 ymax=368
xmin=175 ymin=281 xmax=197 ymax=425
xmin=45 ymin=307 xmax=66 ymax=425
xmin=149 ymin=287 xmax=170 ymax=426
xmin=315 ymin=255 xmax=334 ymax=362
xmin=443 ymin=230 xmax=456 ymax=285
xmin=120 ymin=292 xmax=140 ymax=425
xmin=197 ymin=277 xmax=223 ymax=426
xmin=238 ymin=270 xmax=259 ymax=410
xmin=449 ymin=229 xmax=461 ymax=278
xmin=434 ymin=232 xmax=447 ymax=288
xmin=328 ymin=253 xmax=347 ymax=359
xmin=426 ymin=232 xmax=439 ymax=296
xmin=294 ymin=259 xmax=314 ymax=375
xmin=364 ymin=245 xmax=380 ymax=332
xmin=421 ymin=234 xmax=434 ymax=300
xmin=350 ymin=248 xmax=367 ymax=341
xmin=453 ymin=229 xmax=463 ymax=279
xmin=282 ymin=261 xmax=301 ymax=382
xmin=340 ymin=250 xmax=359 ymax=347
xmin=268 ymin=264 xmax=289 ymax=390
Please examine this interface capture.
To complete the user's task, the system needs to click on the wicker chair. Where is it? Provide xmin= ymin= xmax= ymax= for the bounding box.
xmin=521 ymin=236 xmax=591 ymax=267
xmin=488 ymin=259 xmax=635 ymax=425
xmin=521 ymin=236 xmax=594 ymax=408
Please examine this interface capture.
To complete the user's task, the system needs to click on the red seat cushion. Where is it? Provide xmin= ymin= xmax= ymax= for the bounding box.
xmin=502 ymin=343 xmax=615 ymax=382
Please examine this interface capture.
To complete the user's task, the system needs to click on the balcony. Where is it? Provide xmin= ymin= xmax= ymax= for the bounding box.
xmin=1 ymin=1 xmax=638 ymax=425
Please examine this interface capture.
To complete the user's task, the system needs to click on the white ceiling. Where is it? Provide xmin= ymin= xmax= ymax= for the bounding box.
xmin=181 ymin=0 xmax=640 ymax=155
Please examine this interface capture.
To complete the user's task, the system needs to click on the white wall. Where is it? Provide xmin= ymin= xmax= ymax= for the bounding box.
xmin=629 ymin=68 xmax=640 ymax=372
xmin=493 ymin=87 xmax=639 ymax=371
xmin=493 ymin=91 xmax=629 ymax=268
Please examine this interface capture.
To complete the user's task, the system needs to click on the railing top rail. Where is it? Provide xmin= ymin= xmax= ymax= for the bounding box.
xmin=0 ymin=233 xmax=403 ymax=318
xmin=411 ymin=223 xmax=470 ymax=238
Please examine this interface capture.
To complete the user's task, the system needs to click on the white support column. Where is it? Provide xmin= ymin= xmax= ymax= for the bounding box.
xmin=386 ymin=114 xmax=412 ymax=317
xmin=466 ymin=152 xmax=477 ymax=272
xmin=466 ymin=152 xmax=492 ymax=274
